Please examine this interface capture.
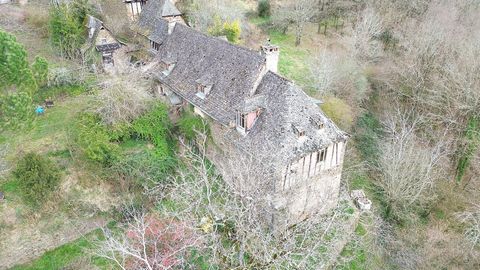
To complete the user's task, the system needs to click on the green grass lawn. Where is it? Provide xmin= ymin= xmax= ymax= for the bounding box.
xmin=10 ymin=229 xmax=111 ymax=270
xmin=268 ymin=30 xmax=315 ymax=93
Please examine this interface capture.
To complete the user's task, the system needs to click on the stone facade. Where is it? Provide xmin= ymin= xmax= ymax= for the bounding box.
xmin=141 ymin=0 xmax=348 ymax=229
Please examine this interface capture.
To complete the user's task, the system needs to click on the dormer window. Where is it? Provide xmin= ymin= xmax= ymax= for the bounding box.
xmin=162 ymin=61 xmax=175 ymax=76
xmin=236 ymin=108 xmax=262 ymax=134
xmin=196 ymin=83 xmax=213 ymax=99
xmin=292 ymin=124 xmax=305 ymax=138
xmin=310 ymin=115 xmax=324 ymax=129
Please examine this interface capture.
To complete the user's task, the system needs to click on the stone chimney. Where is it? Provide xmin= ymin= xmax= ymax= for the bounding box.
xmin=168 ymin=21 xmax=177 ymax=35
xmin=261 ymin=40 xmax=280 ymax=73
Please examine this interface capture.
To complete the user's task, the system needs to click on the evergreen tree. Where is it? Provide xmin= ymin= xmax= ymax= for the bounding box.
xmin=0 ymin=30 xmax=30 ymax=91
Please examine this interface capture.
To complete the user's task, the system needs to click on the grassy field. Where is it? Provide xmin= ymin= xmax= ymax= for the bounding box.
xmin=10 ymin=229 xmax=110 ymax=270
xmin=0 ymin=90 xmax=119 ymax=269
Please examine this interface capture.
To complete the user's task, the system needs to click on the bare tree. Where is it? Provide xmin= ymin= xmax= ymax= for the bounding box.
xmin=344 ymin=7 xmax=383 ymax=62
xmin=94 ymin=206 xmax=200 ymax=270
xmin=143 ymin=125 xmax=358 ymax=269
xmin=374 ymin=108 xmax=446 ymax=221
xmin=457 ymin=204 xmax=480 ymax=249
xmin=95 ymin=71 xmax=154 ymax=125
xmin=309 ymin=47 xmax=369 ymax=104
xmin=273 ymin=0 xmax=316 ymax=46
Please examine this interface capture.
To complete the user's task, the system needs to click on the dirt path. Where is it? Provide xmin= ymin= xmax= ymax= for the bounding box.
xmin=0 ymin=213 xmax=107 ymax=269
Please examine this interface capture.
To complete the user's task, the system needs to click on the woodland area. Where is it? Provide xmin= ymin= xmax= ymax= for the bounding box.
xmin=0 ymin=0 xmax=480 ymax=269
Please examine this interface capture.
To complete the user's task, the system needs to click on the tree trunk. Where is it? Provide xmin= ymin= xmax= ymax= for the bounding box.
xmin=295 ymin=24 xmax=303 ymax=46
xmin=317 ymin=0 xmax=326 ymax=34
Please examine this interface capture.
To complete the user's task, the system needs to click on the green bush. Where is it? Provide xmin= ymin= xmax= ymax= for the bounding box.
xmin=74 ymin=113 xmax=119 ymax=165
xmin=13 ymin=152 xmax=61 ymax=206
xmin=112 ymin=149 xmax=176 ymax=188
xmin=257 ymin=0 xmax=271 ymax=18
xmin=456 ymin=116 xmax=480 ymax=182
xmin=0 ymin=91 xmax=34 ymax=131
xmin=353 ymin=112 xmax=382 ymax=165
xmin=177 ymin=112 xmax=209 ymax=141
xmin=132 ymin=103 xmax=175 ymax=160
xmin=0 ymin=30 xmax=43 ymax=95
xmin=31 ymin=56 xmax=49 ymax=88
xmin=49 ymin=2 xmax=87 ymax=59
xmin=0 ymin=30 xmax=30 ymax=91
xmin=208 ymin=16 xmax=241 ymax=43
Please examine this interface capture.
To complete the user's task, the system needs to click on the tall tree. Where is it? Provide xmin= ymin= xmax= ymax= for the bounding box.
xmin=0 ymin=30 xmax=30 ymax=92
xmin=273 ymin=0 xmax=316 ymax=46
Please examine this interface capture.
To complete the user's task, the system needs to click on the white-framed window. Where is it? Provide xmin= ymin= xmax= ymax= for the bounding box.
xmin=236 ymin=109 xmax=262 ymax=133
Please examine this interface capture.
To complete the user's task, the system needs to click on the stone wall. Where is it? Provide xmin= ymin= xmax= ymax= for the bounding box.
xmin=205 ymin=118 xmax=346 ymax=230
xmin=161 ymin=84 xmax=346 ymax=230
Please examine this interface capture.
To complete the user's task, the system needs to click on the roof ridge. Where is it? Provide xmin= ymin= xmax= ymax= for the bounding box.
xmin=171 ymin=23 xmax=265 ymax=60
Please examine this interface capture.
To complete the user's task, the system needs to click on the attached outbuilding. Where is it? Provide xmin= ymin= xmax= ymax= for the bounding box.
xmin=84 ymin=15 xmax=122 ymax=67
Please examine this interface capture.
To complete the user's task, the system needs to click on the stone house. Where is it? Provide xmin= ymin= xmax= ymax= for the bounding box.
xmin=138 ymin=3 xmax=348 ymax=228
xmin=124 ymin=0 xmax=148 ymax=21
xmin=137 ymin=0 xmax=185 ymax=51
xmin=84 ymin=15 xmax=122 ymax=67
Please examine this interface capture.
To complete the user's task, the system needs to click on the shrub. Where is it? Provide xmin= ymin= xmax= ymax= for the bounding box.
xmin=49 ymin=3 xmax=86 ymax=59
xmin=96 ymin=79 xmax=153 ymax=125
xmin=0 ymin=30 xmax=39 ymax=95
xmin=257 ymin=0 xmax=271 ymax=18
xmin=353 ymin=112 xmax=382 ymax=165
xmin=208 ymin=16 xmax=241 ymax=43
xmin=177 ymin=112 xmax=209 ymax=141
xmin=112 ymin=150 xmax=176 ymax=188
xmin=0 ymin=30 xmax=30 ymax=91
xmin=132 ymin=103 xmax=175 ymax=160
xmin=320 ymin=96 xmax=354 ymax=131
xmin=13 ymin=152 xmax=61 ymax=206
xmin=75 ymin=113 xmax=119 ymax=165
xmin=223 ymin=20 xmax=241 ymax=43
xmin=0 ymin=91 xmax=34 ymax=131
xmin=455 ymin=116 xmax=480 ymax=182
xmin=31 ymin=56 xmax=49 ymax=88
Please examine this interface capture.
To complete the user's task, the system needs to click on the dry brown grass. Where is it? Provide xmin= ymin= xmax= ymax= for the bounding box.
xmin=24 ymin=6 xmax=49 ymax=38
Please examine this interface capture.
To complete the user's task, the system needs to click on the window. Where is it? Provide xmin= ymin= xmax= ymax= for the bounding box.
xmin=315 ymin=149 xmax=326 ymax=166
xmin=101 ymin=38 xmax=107 ymax=44
xmin=292 ymin=124 xmax=305 ymax=137
xmin=310 ymin=115 xmax=324 ymax=129
xmin=150 ymin=41 xmax=160 ymax=51
xmin=319 ymin=149 xmax=326 ymax=161
xmin=161 ymin=61 xmax=175 ymax=76
xmin=196 ymin=83 xmax=212 ymax=99
xmin=237 ymin=111 xmax=246 ymax=130
xmin=237 ymin=109 xmax=262 ymax=133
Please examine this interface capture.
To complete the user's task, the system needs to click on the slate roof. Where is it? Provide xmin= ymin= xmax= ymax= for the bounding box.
xmin=96 ymin=43 xmax=121 ymax=52
xmin=86 ymin=15 xmax=103 ymax=43
xmin=138 ymin=0 xmax=178 ymax=44
xmin=139 ymin=0 xmax=181 ymax=24
xmin=147 ymin=19 xmax=347 ymax=167
xmin=228 ymin=72 xmax=348 ymax=166
xmin=153 ymin=23 xmax=266 ymax=125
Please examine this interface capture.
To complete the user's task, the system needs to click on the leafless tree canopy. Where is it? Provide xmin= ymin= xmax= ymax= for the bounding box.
xmin=374 ymin=109 xmax=446 ymax=221
xmin=272 ymin=0 xmax=316 ymax=46
xmin=95 ymin=72 xmax=154 ymax=125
